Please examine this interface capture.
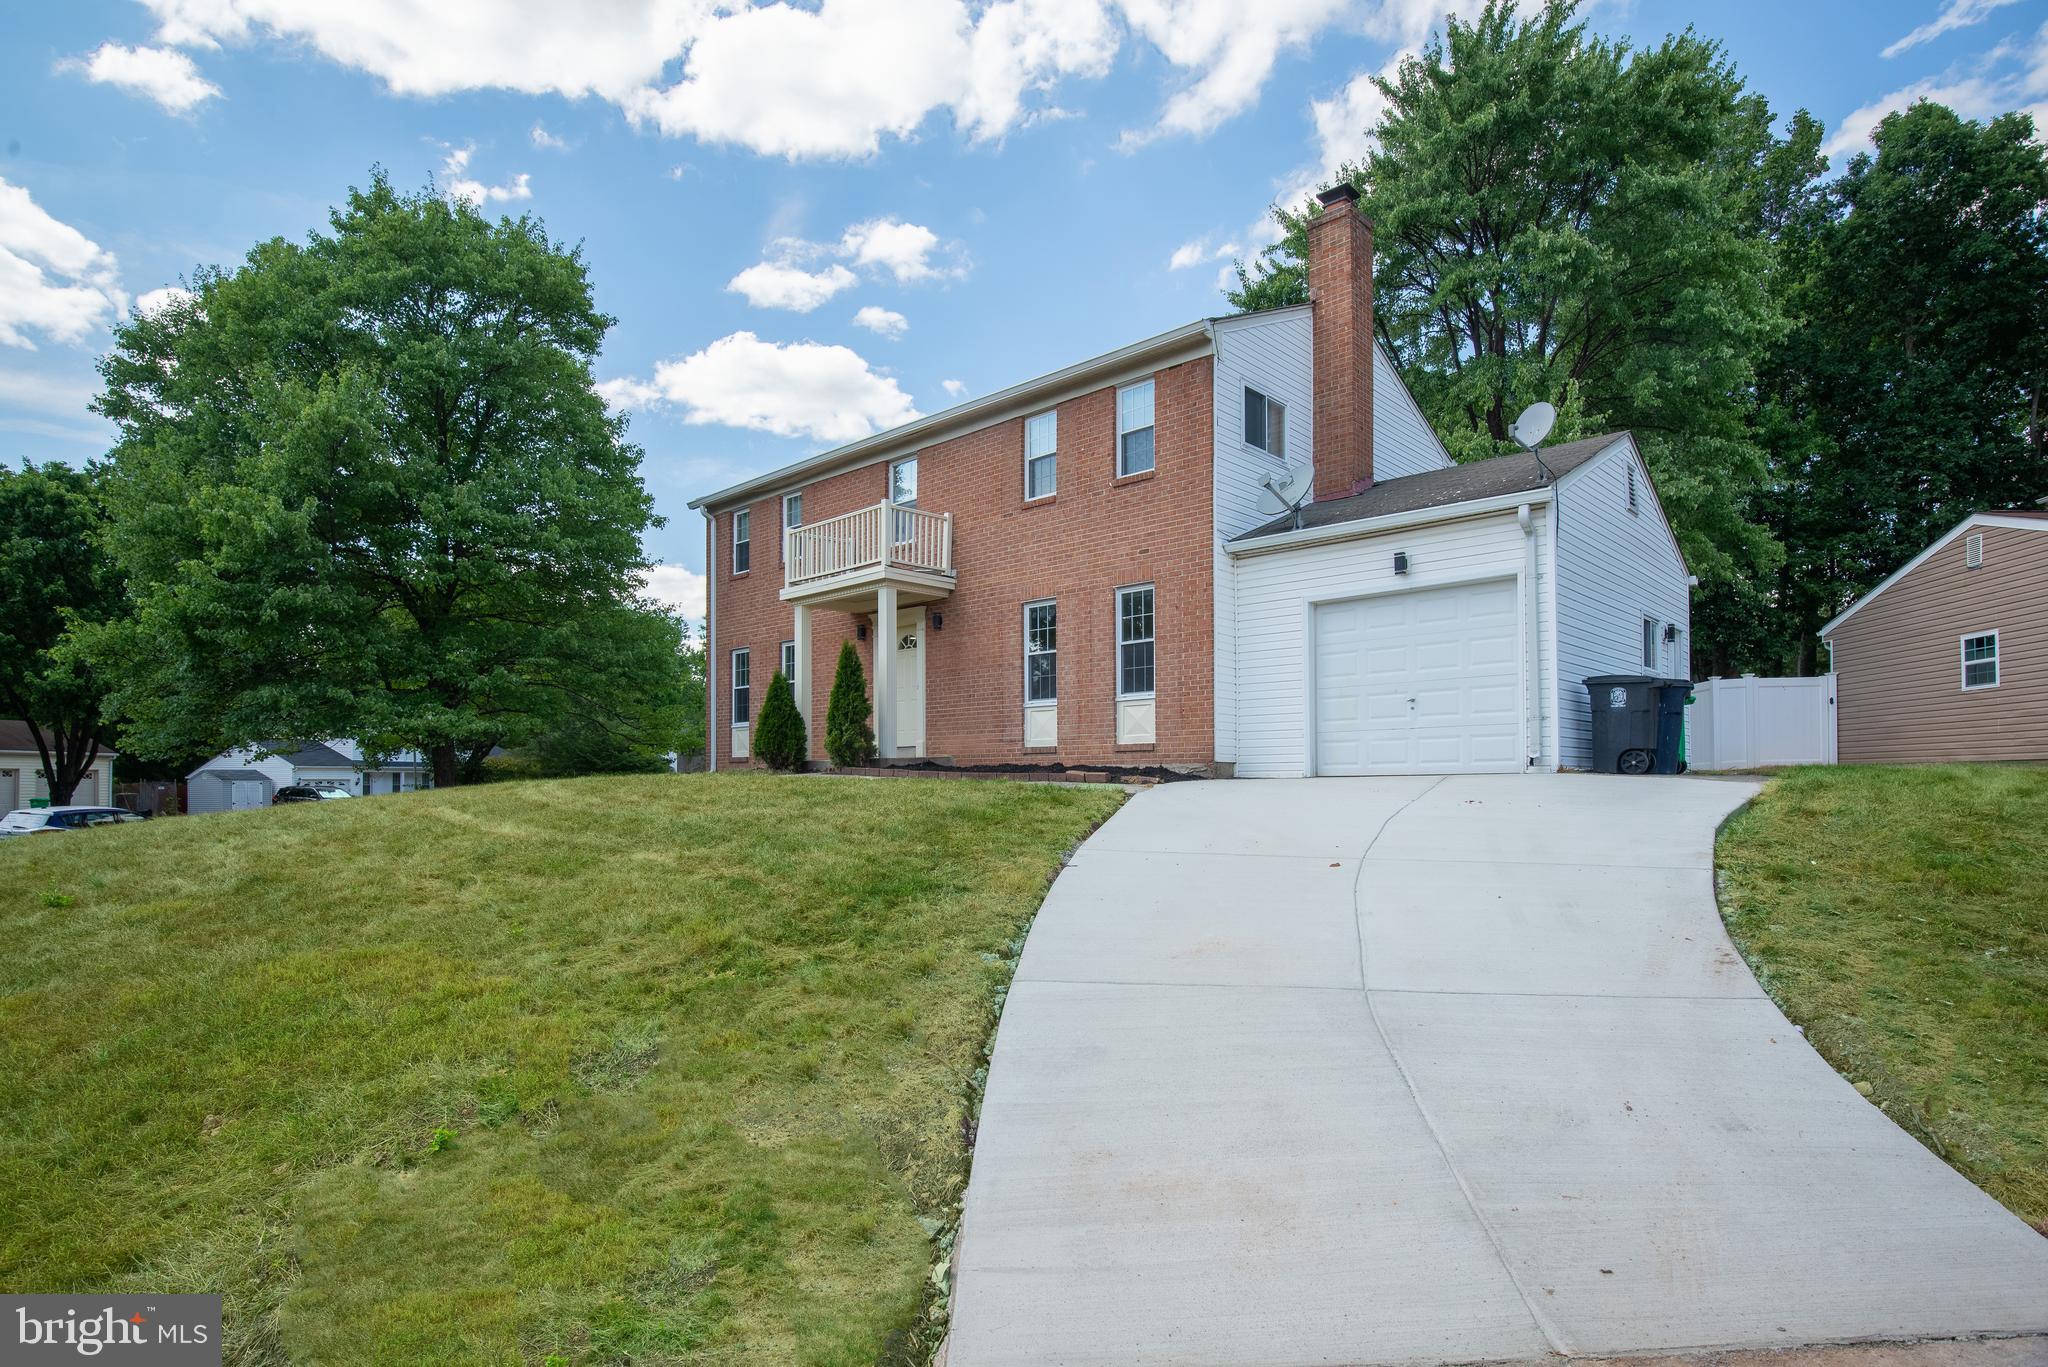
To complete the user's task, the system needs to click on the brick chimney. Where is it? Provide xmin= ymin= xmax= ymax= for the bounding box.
xmin=1307 ymin=184 xmax=1375 ymax=500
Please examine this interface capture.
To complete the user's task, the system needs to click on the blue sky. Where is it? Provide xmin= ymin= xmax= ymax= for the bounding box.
xmin=4 ymin=0 xmax=2046 ymax=620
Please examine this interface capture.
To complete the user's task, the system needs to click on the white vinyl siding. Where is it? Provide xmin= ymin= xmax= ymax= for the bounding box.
xmin=1117 ymin=382 xmax=1155 ymax=476
xmin=1552 ymin=440 xmax=1691 ymax=769
xmin=1371 ymin=342 xmax=1454 ymax=480
xmin=1025 ymin=411 xmax=1057 ymax=500
xmin=1231 ymin=509 xmax=1553 ymax=778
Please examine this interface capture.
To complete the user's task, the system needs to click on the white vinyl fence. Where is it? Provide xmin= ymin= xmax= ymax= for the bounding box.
xmin=1685 ymin=675 xmax=1837 ymax=770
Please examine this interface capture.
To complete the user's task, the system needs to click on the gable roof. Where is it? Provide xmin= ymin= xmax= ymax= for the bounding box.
xmin=262 ymin=741 xmax=357 ymax=769
xmin=0 ymin=720 xmax=117 ymax=758
xmin=1235 ymin=431 xmax=1625 ymax=541
xmin=1820 ymin=511 xmax=2048 ymax=637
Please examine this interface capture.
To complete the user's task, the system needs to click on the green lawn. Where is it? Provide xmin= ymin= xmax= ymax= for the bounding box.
xmin=1716 ymin=764 xmax=2047 ymax=1230
xmin=0 ymin=773 xmax=1122 ymax=1363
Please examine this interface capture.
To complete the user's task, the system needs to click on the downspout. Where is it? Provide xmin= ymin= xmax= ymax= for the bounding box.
xmin=1517 ymin=503 xmax=1540 ymax=769
xmin=705 ymin=509 xmax=718 ymax=774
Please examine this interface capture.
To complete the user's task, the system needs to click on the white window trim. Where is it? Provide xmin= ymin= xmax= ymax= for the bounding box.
xmin=1024 ymin=410 xmax=1057 ymax=502
xmin=1960 ymin=630 xmax=1999 ymax=691
xmin=732 ymin=509 xmax=751 ymax=576
xmin=780 ymin=640 xmax=796 ymax=681
xmin=731 ymin=648 xmax=752 ymax=724
xmin=1966 ymin=532 xmax=1984 ymax=568
xmin=1024 ymin=599 xmax=1057 ymax=705
xmin=1641 ymin=615 xmax=1659 ymax=670
xmin=1117 ymin=583 xmax=1157 ymax=700
xmin=1243 ymin=385 xmax=1285 ymax=458
xmin=1116 ymin=380 xmax=1156 ymax=478
xmin=783 ymin=492 xmax=803 ymax=528
xmin=889 ymin=456 xmax=918 ymax=508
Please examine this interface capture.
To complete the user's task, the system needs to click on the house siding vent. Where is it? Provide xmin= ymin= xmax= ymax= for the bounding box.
xmin=1966 ymin=532 xmax=1984 ymax=568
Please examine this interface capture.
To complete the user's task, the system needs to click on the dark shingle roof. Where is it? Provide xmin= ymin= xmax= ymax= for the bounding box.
xmin=271 ymin=741 xmax=356 ymax=768
xmin=1236 ymin=431 xmax=1629 ymax=541
xmin=0 ymin=719 xmax=117 ymax=758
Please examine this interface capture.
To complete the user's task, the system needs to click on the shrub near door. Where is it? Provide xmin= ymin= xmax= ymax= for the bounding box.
xmin=751 ymin=672 xmax=807 ymax=771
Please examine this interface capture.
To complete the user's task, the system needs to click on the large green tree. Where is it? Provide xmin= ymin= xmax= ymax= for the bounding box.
xmin=92 ymin=173 xmax=670 ymax=785
xmin=0 ymin=462 xmax=124 ymax=803
xmin=1230 ymin=0 xmax=1801 ymax=586
xmin=1708 ymin=102 xmax=2048 ymax=672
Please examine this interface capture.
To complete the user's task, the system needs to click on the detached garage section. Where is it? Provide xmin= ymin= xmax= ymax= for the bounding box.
xmin=1223 ymin=432 xmax=1691 ymax=777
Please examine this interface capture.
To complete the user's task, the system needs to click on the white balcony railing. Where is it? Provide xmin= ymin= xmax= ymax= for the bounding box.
xmin=785 ymin=501 xmax=953 ymax=589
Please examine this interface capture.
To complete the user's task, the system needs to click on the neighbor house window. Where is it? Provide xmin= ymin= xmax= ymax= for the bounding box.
xmin=1966 ymin=532 xmax=1984 ymax=568
xmin=731 ymin=648 xmax=752 ymax=723
xmin=1025 ymin=600 xmax=1057 ymax=703
xmin=781 ymin=640 xmax=796 ymax=681
xmin=733 ymin=509 xmax=751 ymax=575
xmin=1961 ymin=632 xmax=1999 ymax=690
xmin=1025 ymin=410 xmax=1057 ymax=500
xmin=1244 ymin=386 xmax=1285 ymax=457
xmin=1642 ymin=617 xmax=1659 ymax=669
xmin=1118 ymin=586 xmax=1155 ymax=697
xmin=1117 ymin=381 xmax=1156 ymax=476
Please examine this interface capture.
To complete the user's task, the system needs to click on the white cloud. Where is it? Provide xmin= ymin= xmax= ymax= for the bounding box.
xmin=940 ymin=378 xmax=968 ymax=397
xmin=1825 ymin=22 xmax=2048 ymax=157
xmin=135 ymin=284 xmax=195 ymax=315
xmin=637 ymin=563 xmax=708 ymax=622
xmin=1116 ymin=0 xmax=1351 ymax=148
xmin=839 ymin=217 xmax=964 ymax=282
xmin=438 ymin=144 xmax=533 ymax=205
xmin=853 ymin=305 xmax=910 ymax=338
xmin=1882 ymin=0 xmax=2022 ymax=59
xmin=62 ymin=42 xmax=221 ymax=112
xmin=0 ymin=366 xmax=104 ymax=422
xmin=0 ymin=177 xmax=126 ymax=350
xmin=727 ymin=261 xmax=859 ymax=312
xmin=958 ymin=0 xmax=1119 ymax=139
xmin=602 ymin=332 xmax=919 ymax=443
xmin=530 ymin=122 xmax=570 ymax=151
xmin=1168 ymin=234 xmax=1239 ymax=270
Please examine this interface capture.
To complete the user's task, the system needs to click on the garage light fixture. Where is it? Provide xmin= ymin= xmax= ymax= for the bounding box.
xmin=1393 ymin=551 xmax=1410 ymax=575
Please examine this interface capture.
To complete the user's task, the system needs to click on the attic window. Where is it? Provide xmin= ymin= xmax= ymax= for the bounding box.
xmin=1966 ymin=533 xmax=1984 ymax=568
xmin=1626 ymin=465 xmax=1639 ymax=515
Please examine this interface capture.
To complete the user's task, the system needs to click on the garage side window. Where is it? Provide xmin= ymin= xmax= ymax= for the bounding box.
xmin=1961 ymin=632 xmax=1998 ymax=690
xmin=1117 ymin=586 xmax=1155 ymax=698
xmin=1641 ymin=616 xmax=1658 ymax=669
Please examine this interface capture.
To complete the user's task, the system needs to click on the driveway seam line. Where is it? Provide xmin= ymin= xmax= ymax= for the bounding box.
xmin=1368 ymin=986 xmax=1767 ymax=1002
xmin=1348 ymin=775 xmax=1572 ymax=1357
xmin=1015 ymin=975 xmax=1365 ymax=993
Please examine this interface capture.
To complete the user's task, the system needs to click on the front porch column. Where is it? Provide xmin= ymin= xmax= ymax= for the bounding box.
xmin=873 ymin=583 xmax=897 ymax=760
xmin=793 ymin=602 xmax=813 ymax=755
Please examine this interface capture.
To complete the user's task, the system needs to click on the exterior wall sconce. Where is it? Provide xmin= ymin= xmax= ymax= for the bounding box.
xmin=1393 ymin=551 xmax=1410 ymax=575
xmin=1664 ymin=623 xmax=1679 ymax=643
xmin=932 ymin=612 xmax=944 ymax=630
xmin=855 ymin=622 xmax=868 ymax=642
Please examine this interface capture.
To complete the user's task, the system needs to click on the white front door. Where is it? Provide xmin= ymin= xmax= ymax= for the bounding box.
xmin=894 ymin=607 xmax=926 ymax=756
xmin=1314 ymin=579 xmax=1522 ymax=775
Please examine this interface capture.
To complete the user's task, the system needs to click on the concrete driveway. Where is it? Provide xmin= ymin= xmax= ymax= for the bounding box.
xmin=948 ymin=776 xmax=2048 ymax=1365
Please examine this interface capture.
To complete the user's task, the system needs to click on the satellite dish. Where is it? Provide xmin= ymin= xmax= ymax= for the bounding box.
xmin=1509 ymin=401 xmax=1556 ymax=450
xmin=1256 ymin=462 xmax=1315 ymax=521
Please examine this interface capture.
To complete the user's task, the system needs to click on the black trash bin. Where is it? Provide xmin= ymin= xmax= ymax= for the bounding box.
xmin=1585 ymin=674 xmax=1692 ymax=775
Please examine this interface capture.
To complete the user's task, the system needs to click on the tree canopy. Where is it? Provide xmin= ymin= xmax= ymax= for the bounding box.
xmin=1231 ymin=0 xmax=1805 ymax=586
xmin=0 ymin=462 xmax=124 ymax=803
xmin=91 ymin=172 xmax=680 ymax=783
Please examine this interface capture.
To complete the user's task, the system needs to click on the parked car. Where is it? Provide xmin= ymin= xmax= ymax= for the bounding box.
xmin=0 ymin=806 xmax=146 ymax=837
xmin=272 ymin=786 xmax=326 ymax=804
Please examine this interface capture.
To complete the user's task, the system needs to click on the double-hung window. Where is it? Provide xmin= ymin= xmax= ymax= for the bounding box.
xmin=1961 ymin=632 xmax=1999 ymax=690
xmin=1117 ymin=586 xmax=1155 ymax=697
xmin=1024 ymin=601 xmax=1057 ymax=703
xmin=780 ymin=640 xmax=796 ymax=682
xmin=731 ymin=648 xmax=752 ymax=725
xmin=1025 ymin=411 xmax=1057 ymax=500
xmin=1117 ymin=381 xmax=1155 ymax=477
xmin=1243 ymin=386 xmax=1285 ymax=458
xmin=732 ymin=509 xmax=751 ymax=575
xmin=890 ymin=457 xmax=918 ymax=542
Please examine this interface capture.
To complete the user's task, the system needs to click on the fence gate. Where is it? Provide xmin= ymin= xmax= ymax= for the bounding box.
xmin=1685 ymin=675 xmax=1837 ymax=770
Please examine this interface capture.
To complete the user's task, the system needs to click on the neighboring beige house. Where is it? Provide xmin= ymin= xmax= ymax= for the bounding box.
xmin=1821 ymin=510 xmax=2048 ymax=764
xmin=0 ymin=720 xmax=118 ymax=810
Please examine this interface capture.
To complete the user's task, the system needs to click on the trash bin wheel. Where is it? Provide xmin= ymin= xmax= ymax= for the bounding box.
xmin=1617 ymin=748 xmax=1654 ymax=775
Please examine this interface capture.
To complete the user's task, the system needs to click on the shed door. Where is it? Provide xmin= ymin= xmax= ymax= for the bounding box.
xmin=229 ymin=780 xmax=267 ymax=810
xmin=1314 ymin=580 xmax=1522 ymax=775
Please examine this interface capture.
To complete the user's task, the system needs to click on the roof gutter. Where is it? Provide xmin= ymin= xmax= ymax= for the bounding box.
xmin=1225 ymin=487 xmax=1555 ymax=558
xmin=688 ymin=318 xmax=1217 ymax=512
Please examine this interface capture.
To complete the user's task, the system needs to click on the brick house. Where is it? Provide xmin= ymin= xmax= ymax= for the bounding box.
xmin=694 ymin=187 xmax=1694 ymax=777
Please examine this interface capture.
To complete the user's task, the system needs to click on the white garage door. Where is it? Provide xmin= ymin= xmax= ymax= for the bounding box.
xmin=1315 ymin=579 xmax=1522 ymax=775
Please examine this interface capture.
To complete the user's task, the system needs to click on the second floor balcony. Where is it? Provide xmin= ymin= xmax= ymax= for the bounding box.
xmin=781 ymin=500 xmax=956 ymax=610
